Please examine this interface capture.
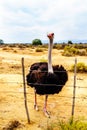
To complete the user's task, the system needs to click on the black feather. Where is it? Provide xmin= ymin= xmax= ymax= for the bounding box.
xmin=26 ymin=62 xmax=68 ymax=95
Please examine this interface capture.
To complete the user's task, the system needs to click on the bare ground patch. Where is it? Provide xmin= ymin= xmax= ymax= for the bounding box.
xmin=0 ymin=47 xmax=87 ymax=129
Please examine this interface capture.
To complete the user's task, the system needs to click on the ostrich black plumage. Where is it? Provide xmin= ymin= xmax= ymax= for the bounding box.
xmin=26 ymin=33 xmax=68 ymax=117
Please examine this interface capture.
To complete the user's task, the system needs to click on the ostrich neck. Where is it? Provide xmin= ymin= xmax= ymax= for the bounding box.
xmin=48 ymin=39 xmax=53 ymax=73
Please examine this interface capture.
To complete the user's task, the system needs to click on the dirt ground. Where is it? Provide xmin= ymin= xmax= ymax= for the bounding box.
xmin=0 ymin=46 xmax=87 ymax=130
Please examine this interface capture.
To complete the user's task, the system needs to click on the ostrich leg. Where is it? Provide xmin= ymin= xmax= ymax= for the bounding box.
xmin=43 ymin=95 xmax=50 ymax=118
xmin=34 ymin=88 xmax=39 ymax=111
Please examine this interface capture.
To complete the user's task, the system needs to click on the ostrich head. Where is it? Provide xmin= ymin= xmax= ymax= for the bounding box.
xmin=47 ymin=33 xmax=54 ymax=43
xmin=47 ymin=33 xmax=54 ymax=73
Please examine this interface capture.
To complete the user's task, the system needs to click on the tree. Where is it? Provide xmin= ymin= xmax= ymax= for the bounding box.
xmin=0 ymin=39 xmax=4 ymax=44
xmin=32 ymin=39 xmax=42 ymax=45
xmin=68 ymin=40 xmax=73 ymax=44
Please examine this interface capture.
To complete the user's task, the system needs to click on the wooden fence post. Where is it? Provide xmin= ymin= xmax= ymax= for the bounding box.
xmin=21 ymin=57 xmax=30 ymax=123
xmin=71 ymin=58 xmax=77 ymax=120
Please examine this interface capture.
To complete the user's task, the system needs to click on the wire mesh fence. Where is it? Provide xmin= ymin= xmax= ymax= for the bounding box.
xmin=0 ymin=57 xmax=87 ymax=123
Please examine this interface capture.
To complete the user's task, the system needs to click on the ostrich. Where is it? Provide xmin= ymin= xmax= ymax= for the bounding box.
xmin=26 ymin=33 xmax=68 ymax=117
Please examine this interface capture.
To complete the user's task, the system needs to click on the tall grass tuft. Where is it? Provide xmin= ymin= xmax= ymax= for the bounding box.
xmin=58 ymin=118 xmax=87 ymax=130
xmin=62 ymin=45 xmax=87 ymax=56
xmin=43 ymin=118 xmax=87 ymax=130
xmin=70 ymin=62 xmax=87 ymax=73
xmin=35 ymin=48 xmax=43 ymax=52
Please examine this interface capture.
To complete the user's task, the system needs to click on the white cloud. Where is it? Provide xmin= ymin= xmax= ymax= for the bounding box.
xmin=0 ymin=0 xmax=87 ymax=43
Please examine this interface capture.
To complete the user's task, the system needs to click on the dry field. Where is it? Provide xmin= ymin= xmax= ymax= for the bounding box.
xmin=0 ymin=46 xmax=87 ymax=130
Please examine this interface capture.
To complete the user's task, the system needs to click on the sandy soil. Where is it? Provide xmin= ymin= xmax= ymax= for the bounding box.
xmin=0 ymin=47 xmax=87 ymax=130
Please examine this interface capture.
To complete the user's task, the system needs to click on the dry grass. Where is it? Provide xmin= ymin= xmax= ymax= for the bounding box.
xmin=3 ymin=120 xmax=22 ymax=130
xmin=0 ymin=45 xmax=87 ymax=130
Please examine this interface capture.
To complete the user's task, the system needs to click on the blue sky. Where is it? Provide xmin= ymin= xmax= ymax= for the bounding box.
xmin=0 ymin=0 xmax=87 ymax=43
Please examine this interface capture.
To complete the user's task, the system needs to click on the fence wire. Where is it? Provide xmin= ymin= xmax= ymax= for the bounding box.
xmin=0 ymin=57 xmax=87 ymax=121
xmin=0 ymin=81 xmax=86 ymax=88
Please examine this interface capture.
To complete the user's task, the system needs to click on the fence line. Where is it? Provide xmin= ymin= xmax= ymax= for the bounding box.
xmin=0 ymin=57 xmax=87 ymax=122
xmin=0 ymin=81 xmax=86 ymax=88
xmin=1 ymin=101 xmax=87 ymax=108
xmin=22 ymin=57 xmax=30 ymax=123
xmin=71 ymin=58 xmax=77 ymax=119
xmin=0 ymin=90 xmax=87 ymax=99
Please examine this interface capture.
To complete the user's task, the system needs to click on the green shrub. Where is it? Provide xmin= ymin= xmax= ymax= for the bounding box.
xmin=62 ymin=45 xmax=87 ymax=56
xmin=44 ymin=118 xmax=87 ymax=130
xmin=70 ymin=62 xmax=87 ymax=73
xmin=32 ymin=39 xmax=42 ymax=45
xmin=0 ymin=39 xmax=4 ymax=44
xmin=62 ymin=46 xmax=78 ymax=56
xmin=58 ymin=118 xmax=87 ymax=130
